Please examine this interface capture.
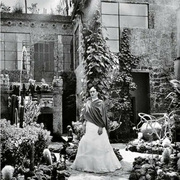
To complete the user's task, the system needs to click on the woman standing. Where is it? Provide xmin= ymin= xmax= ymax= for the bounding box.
xmin=71 ymin=86 xmax=121 ymax=173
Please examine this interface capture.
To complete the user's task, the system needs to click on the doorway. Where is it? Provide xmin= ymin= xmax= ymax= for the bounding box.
xmin=130 ymin=72 xmax=150 ymax=125
xmin=37 ymin=113 xmax=53 ymax=135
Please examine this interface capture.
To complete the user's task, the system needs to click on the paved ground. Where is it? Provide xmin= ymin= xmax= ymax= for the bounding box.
xmin=49 ymin=143 xmax=149 ymax=180
xmin=67 ymin=143 xmax=149 ymax=180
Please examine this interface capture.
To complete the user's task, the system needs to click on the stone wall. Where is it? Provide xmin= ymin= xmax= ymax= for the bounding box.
xmin=129 ymin=0 xmax=179 ymax=112
xmin=1 ymin=13 xmax=72 ymax=134
xmin=1 ymin=12 xmax=73 ymax=83
xmin=73 ymin=0 xmax=180 ymax=114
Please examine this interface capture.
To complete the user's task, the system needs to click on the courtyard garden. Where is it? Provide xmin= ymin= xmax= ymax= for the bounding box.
xmin=1 ymin=1 xmax=180 ymax=179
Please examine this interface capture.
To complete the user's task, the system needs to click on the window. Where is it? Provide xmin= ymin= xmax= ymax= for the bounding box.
xmin=62 ymin=35 xmax=73 ymax=71
xmin=101 ymin=1 xmax=149 ymax=52
xmin=34 ymin=41 xmax=54 ymax=82
xmin=0 ymin=33 xmax=30 ymax=70
xmin=119 ymin=3 xmax=148 ymax=28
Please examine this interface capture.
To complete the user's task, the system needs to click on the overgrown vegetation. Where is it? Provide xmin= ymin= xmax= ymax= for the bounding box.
xmin=1 ymin=119 xmax=52 ymax=169
xmin=81 ymin=10 xmax=116 ymax=100
xmin=12 ymin=2 xmax=23 ymax=14
xmin=109 ymin=29 xmax=140 ymax=142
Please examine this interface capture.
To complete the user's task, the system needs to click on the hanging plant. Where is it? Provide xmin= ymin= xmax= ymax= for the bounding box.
xmin=82 ymin=10 xmax=116 ymax=100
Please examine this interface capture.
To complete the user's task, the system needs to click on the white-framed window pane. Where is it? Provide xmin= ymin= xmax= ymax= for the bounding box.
xmin=5 ymin=61 xmax=16 ymax=70
xmin=106 ymin=40 xmax=119 ymax=53
xmin=119 ymin=3 xmax=148 ymax=16
xmin=120 ymin=16 xmax=148 ymax=28
xmin=102 ymin=15 xmax=118 ymax=27
xmin=1 ymin=41 xmax=5 ymax=50
xmin=1 ymin=51 xmax=4 ymax=60
xmin=5 ymin=42 xmax=17 ymax=51
xmin=1 ymin=60 xmax=5 ymax=69
xmin=5 ymin=51 xmax=17 ymax=60
xmin=102 ymin=27 xmax=119 ymax=40
xmin=102 ymin=2 xmax=118 ymax=15
xmin=5 ymin=33 xmax=16 ymax=41
xmin=1 ymin=33 xmax=5 ymax=41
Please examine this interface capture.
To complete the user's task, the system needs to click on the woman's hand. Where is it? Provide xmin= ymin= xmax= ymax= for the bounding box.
xmin=98 ymin=127 xmax=103 ymax=135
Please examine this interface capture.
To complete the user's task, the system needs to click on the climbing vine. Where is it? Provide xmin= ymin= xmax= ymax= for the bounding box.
xmin=82 ymin=10 xmax=116 ymax=100
xmin=109 ymin=29 xmax=140 ymax=141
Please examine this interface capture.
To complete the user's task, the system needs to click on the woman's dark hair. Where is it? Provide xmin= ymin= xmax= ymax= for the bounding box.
xmin=86 ymin=83 xmax=102 ymax=99
xmin=87 ymin=83 xmax=99 ymax=93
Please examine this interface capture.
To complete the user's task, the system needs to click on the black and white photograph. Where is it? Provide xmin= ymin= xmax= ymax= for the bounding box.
xmin=1 ymin=0 xmax=180 ymax=179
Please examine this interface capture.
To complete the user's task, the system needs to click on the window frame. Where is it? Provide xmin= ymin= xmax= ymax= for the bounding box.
xmin=0 ymin=32 xmax=31 ymax=71
xmin=101 ymin=1 xmax=149 ymax=52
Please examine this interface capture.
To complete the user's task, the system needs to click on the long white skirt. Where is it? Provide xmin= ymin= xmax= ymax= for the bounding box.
xmin=71 ymin=121 xmax=121 ymax=173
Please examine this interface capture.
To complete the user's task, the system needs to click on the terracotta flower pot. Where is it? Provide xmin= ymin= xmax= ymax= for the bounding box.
xmin=174 ymin=57 xmax=180 ymax=80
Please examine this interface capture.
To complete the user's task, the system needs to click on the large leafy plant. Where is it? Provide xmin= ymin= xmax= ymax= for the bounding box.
xmin=82 ymin=10 xmax=116 ymax=100
xmin=1 ymin=119 xmax=52 ymax=168
xmin=109 ymin=29 xmax=140 ymax=141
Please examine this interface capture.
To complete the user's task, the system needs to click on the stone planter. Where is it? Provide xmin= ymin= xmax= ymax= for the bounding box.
xmin=174 ymin=58 xmax=180 ymax=80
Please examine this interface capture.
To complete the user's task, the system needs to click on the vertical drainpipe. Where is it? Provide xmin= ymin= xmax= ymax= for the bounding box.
xmin=66 ymin=0 xmax=69 ymax=16
xmin=25 ymin=0 xmax=27 ymax=14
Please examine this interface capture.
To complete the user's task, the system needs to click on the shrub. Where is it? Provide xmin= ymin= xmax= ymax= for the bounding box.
xmin=1 ymin=119 xmax=52 ymax=168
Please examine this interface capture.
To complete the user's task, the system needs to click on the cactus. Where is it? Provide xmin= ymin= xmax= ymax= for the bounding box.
xmin=43 ymin=149 xmax=52 ymax=165
xmin=1 ymin=165 xmax=14 ymax=180
xmin=161 ymin=147 xmax=171 ymax=164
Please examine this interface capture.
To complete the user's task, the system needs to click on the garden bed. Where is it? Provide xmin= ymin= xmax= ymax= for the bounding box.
xmin=126 ymin=139 xmax=176 ymax=154
xmin=129 ymin=154 xmax=180 ymax=180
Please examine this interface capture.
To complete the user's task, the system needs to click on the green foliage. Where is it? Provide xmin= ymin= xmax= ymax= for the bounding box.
xmin=109 ymin=29 xmax=140 ymax=141
xmin=12 ymin=2 xmax=23 ymax=14
xmin=82 ymin=10 xmax=115 ymax=100
xmin=1 ymin=119 xmax=52 ymax=168
xmin=0 ymin=2 xmax=11 ymax=12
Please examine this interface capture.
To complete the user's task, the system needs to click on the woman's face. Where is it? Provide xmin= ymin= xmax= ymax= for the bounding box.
xmin=89 ymin=87 xmax=98 ymax=98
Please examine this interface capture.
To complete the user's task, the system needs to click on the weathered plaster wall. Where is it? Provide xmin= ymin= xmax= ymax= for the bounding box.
xmin=1 ymin=13 xmax=73 ymax=134
xmin=1 ymin=13 xmax=73 ymax=83
xmin=74 ymin=0 xmax=180 ymax=114
xmin=129 ymin=0 xmax=180 ymax=112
